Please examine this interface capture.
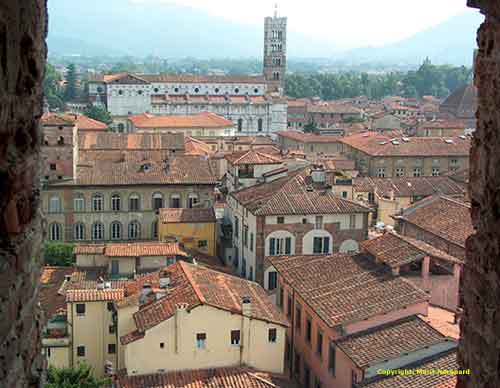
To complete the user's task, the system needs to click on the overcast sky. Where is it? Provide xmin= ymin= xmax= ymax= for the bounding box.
xmin=134 ymin=0 xmax=477 ymax=48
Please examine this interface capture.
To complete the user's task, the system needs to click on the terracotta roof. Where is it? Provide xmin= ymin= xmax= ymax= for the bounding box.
xmin=184 ymin=137 xmax=213 ymax=156
xmin=358 ymin=350 xmax=458 ymax=388
xmin=76 ymin=115 xmax=108 ymax=131
xmin=79 ymin=132 xmax=185 ymax=151
xmin=73 ymin=244 xmax=105 ymax=255
xmin=361 ymin=232 xmax=462 ymax=267
xmin=39 ymin=266 xmax=74 ymax=319
xmin=395 ymin=196 xmax=473 ymax=248
xmin=115 ymin=367 xmax=296 ymax=388
xmin=354 ymin=176 xmax=465 ymax=198
xmin=159 ymin=208 xmax=215 ymax=223
xmin=307 ymin=102 xmax=363 ymax=114
xmin=90 ymin=72 xmax=267 ymax=85
xmin=129 ymin=112 xmax=233 ymax=129
xmin=123 ymin=261 xmax=287 ymax=343
xmin=419 ymin=306 xmax=460 ymax=340
xmin=57 ymin=155 xmax=217 ymax=186
xmin=277 ymin=130 xmax=342 ymax=144
xmin=106 ymin=242 xmax=187 ymax=257
xmin=41 ymin=112 xmax=77 ymax=126
xmin=152 ymin=94 xmax=270 ymax=105
xmin=440 ymin=82 xmax=477 ymax=120
xmin=269 ymin=253 xmax=429 ymax=328
xmin=337 ymin=315 xmax=454 ymax=368
xmin=339 ymin=132 xmax=471 ymax=157
xmin=232 ymin=168 xmax=370 ymax=216
xmin=418 ymin=120 xmax=465 ymax=130
xmin=66 ymin=288 xmax=125 ymax=302
xmin=225 ymin=149 xmax=283 ymax=165
xmin=317 ymin=157 xmax=356 ymax=171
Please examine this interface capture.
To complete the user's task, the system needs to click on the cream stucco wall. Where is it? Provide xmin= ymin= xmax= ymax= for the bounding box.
xmin=123 ymin=304 xmax=286 ymax=376
xmin=117 ymin=304 xmax=138 ymax=370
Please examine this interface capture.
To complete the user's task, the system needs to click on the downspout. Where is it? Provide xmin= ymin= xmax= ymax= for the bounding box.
xmin=289 ymin=285 xmax=296 ymax=378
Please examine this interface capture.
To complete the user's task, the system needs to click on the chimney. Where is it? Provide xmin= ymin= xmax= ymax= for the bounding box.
xmin=175 ymin=303 xmax=189 ymax=354
xmin=159 ymin=271 xmax=171 ymax=289
xmin=310 ymin=164 xmax=326 ymax=184
xmin=139 ymin=283 xmax=152 ymax=304
xmin=241 ymin=297 xmax=252 ymax=364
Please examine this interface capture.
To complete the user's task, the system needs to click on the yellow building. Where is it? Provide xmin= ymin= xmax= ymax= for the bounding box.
xmin=118 ymin=261 xmax=288 ymax=376
xmin=159 ymin=207 xmax=217 ymax=257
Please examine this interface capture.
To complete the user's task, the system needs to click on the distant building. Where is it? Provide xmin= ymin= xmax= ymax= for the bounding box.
xmin=415 ymin=119 xmax=466 ymax=137
xmin=126 ymin=111 xmax=235 ymax=137
xmin=439 ymin=82 xmax=477 ymax=130
xmin=263 ymin=7 xmax=287 ymax=93
xmin=228 ymin=167 xmax=370 ymax=286
xmin=277 ymin=131 xmax=343 ymax=157
xmin=339 ymin=132 xmax=471 ymax=178
xmin=158 ymin=208 xmax=217 ymax=257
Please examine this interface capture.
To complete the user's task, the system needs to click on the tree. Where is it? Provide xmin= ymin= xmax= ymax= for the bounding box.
xmin=64 ymin=63 xmax=78 ymax=102
xmin=44 ymin=241 xmax=75 ymax=266
xmin=45 ymin=364 xmax=110 ymax=388
xmin=44 ymin=63 xmax=65 ymax=111
xmin=83 ymin=104 xmax=113 ymax=125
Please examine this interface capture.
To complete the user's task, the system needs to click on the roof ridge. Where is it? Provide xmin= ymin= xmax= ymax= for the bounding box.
xmin=178 ymin=261 xmax=206 ymax=304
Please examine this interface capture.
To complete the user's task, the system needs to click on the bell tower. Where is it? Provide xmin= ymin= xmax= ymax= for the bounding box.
xmin=263 ymin=4 xmax=287 ymax=94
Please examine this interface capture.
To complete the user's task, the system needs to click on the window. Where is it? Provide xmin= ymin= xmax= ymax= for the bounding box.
xmin=349 ymin=214 xmax=357 ymax=229
xmin=73 ymin=194 xmax=84 ymax=212
xmin=306 ymin=317 xmax=312 ymax=343
xmin=76 ymin=303 xmax=85 ymax=315
xmin=187 ymin=195 xmax=198 ymax=209
xmin=234 ymin=217 xmax=239 ymax=238
xmin=432 ymin=167 xmax=440 ymax=176
xmin=243 ymin=225 xmax=248 ymax=247
xmin=234 ymin=88 xmax=239 ymax=94
xmin=160 ymin=342 xmax=165 ymax=349
xmin=73 ymin=223 xmax=85 ymax=241
xmin=317 ymin=330 xmax=323 ymax=358
xmin=237 ymin=118 xmax=243 ymax=132
xmin=92 ymin=193 xmax=103 ymax=212
xmin=294 ymin=353 xmax=301 ymax=378
xmin=395 ymin=167 xmax=405 ymax=177
xmin=152 ymin=193 xmax=164 ymax=210
xmin=315 ymin=377 xmax=322 ymax=388
xmin=268 ymin=271 xmax=277 ymax=290
xmin=108 ymin=344 xmax=116 ymax=354
xmin=268 ymin=328 xmax=277 ymax=343
xmin=129 ymin=194 xmax=140 ymax=211
xmin=92 ymin=222 xmax=104 ymax=240
xmin=49 ymin=196 xmax=61 ymax=213
xmin=50 ymin=163 xmax=56 ymax=170
xmin=315 ymin=216 xmax=323 ymax=229
xmin=277 ymin=216 xmax=284 ymax=224
xmin=278 ymin=288 xmax=284 ymax=308
xmin=258 ymin=118 xmax=263 ymax=132
xmin=377 ymin=168 xmax=386 ymax=178
xmin=198 ymin=240 xmax=208 ymax=248
xmin=367 ymin=192 xmax=375 ymax=204
xmin=128 ymin=221 xmax=141 ymax=240
xmin=109 ymin=325 xmax=115 ymax=334
xmin=49 ymin=223 xmax=62 ymax=241
xmin=46 ymin=347 xmax=51 ymax=358
xmin=342 ymin=191 xmax=348 ymax=198
xmin=250 ymin=233 xmax=254 ymax=252
xmin=111 ymin=194 xmax=121 ymax=211
xmin=451 ymin=159 xmax=459 ymax=165
xmin=313 ymin=237 xmax=330 ymax=254
xmin=328 ymin=342 xmax=336 ymax=375
xmin=152 ymin=221 xmax=158 ymax=239
xmin=296 ymin=306 xmax=302 ymax=331
xmin=304 ymin=363 xmax=311 ymax=388
xmin=111 ymin=221 xmax=122 ymax=240
xmin=170 ymin=194 xmax=180 ymax=208
xmin=412 ymin=167 xmax=422 ymax=177
xmin=196 ymin=333 xmax=207 ymax=349
xmin=57 ymin=136 xmax=64 ymax=145
xmin=231 ymin=330 xmax=241 ymax=345
xmin=351 ymin=370 xmax=357 ymax=387
xmin=269 ymin=237 xmax=291 ymax=255
xmin=77 ymin=346 xmax=85 ymax=357
xmin=287 ymin=296 xmax=292 ymax=319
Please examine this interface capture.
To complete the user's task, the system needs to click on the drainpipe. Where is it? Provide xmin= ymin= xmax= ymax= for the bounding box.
xmin=289 ymin=286 xmax=296 ymax=379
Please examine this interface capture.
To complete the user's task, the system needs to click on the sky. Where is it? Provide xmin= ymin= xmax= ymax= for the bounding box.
xmin=132 ymin=0 xmax=476 ymax=48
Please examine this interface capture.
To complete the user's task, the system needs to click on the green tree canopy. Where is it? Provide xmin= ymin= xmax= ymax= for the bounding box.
xmin=64 ymin=63 xmax=79 ymax=102
xmin=83 ymin=104 xmax=113 ymax=125
xmin=44 ymin=64 xmax=65 ymax=111
xmin=44 ymin=241 xmax=75 ymax=266
xmin=45 ymin=364 xmax=110 ymax=388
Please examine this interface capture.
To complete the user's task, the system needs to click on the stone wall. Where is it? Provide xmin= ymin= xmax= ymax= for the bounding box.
xmin=0 ymin=1 xmax=47 ymax=387
xmin=458 ymin=1 xmax=500 ymax=387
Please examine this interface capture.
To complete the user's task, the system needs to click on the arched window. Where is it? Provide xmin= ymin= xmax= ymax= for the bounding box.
xmin=92 ymin=222 xmax=104 ymax=241
xmin=49 ymin=196 xmax=61 ymax=213
xmin=111 ymin=221 xmax=122 ymax=240
xmin=237 ymin=118 xmax=243 ymax=132
xmin=92 ymin=193 xmax=103 ymax=212
xmin=73 ymin=193 xmax=85 ymax=212
xmin=170 ymin=194 xmax=181 ymax=208
xmin=187 ymin=194 xmax=199 ymax=209
xmin=117 ymin=123 xmax=125 ymax=133
xmin=57 ymin=136 xmax=64 ymax=145
xmin=258 ymin=118 xmax=263 ymax=132
xmin=74 ymin=223 xmax=85 ymax=241
xmin=129 ymin=193 xmax=140 ymax=211
xmin=273 ymin=72 xmax=280 ymax=81
xmin=111 ymin=194 xmax=121 ymax=211
xmin=128 ymin=221 xmax=141 ymax=240
xmin=234 ymin=88 xmax=239 ymax=94
xmin=152 ymin=192 xmax=164 ymax=210
xmin=152 ymin=221 xmax=158 ymax=239
xmin=49 ymin=223 xmax=62 ymax=241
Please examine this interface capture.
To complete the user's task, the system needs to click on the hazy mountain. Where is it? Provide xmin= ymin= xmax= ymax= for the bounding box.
xmin=338 ymin=11 xmax=483 ymax=66
xmin=47 ymin=0 xmax=336 ymax=59
xmin=47 ymin=0 xmax=482 ymax=65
